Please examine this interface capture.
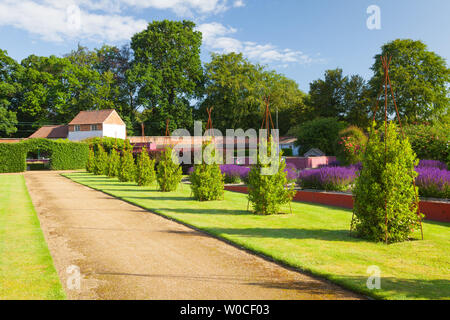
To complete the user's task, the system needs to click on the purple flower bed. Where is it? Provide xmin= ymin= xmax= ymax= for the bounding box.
xmin=417 ymin=160 xmax=448 ymax=170
xmin=415 ymin=167 xmax=450 ymax=199
xmin=220 ymin=164 xmax=250 ymax=184
xmin=298 ymin=166 xmax=357 ymax=192
xmin=284 ymin=163 xmax=299 ymax=181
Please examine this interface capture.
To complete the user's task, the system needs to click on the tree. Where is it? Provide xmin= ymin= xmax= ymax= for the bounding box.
xmin=290 ymin=117 xmax=346 ymax=155
xmin=0 ymin=49 xmax=19 ymax=136
xmin=135 ymin=147 xmax=156 ymax=186
xmin=93 ymin=145 xmax=108 ymax=175
xmin=118 ymin=141 xmax=135 ymax=182
xmin=369 ymin=39 xmax=450 ymax=123
xmin=130 ymin=20 xmax=203 ymax=134
xmin=189 ymin=143 xmax=224 ymax=201
xmin=200 ymin=53 xmax=307 ymax=133
xmin=306 ymin=69 xmax=371 ymax=127
xmin=86 ymin=147 xmax=95 ymax=173
xmin=107 ymin=147 xmax=121 ymax=178
xmin=248 ymin=138 xmax=296 ymax=215
xmin=352 ymin=122 xmax=422 ymax=243
xmin=156 ymin=147 xmax=182 ymax=192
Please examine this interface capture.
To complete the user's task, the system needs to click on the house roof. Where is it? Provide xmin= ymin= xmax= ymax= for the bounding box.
xmin=28 ymin=125 xmax=68 ymax=139
xmin=279 ymin=137 xmax=297 ymax=145
xmin=68 ymin=109 xmax=123 ymax=125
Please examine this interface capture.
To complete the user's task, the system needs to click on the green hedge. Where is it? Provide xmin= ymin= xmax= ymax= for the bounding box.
xmin=0 ymin=138 xmax=89 ymax=173
xmin=0 ymin=143 xmax=26 ymax=173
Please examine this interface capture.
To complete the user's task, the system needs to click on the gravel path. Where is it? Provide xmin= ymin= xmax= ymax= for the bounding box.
xmin=24 ymin=171 xmax=362 ymax=300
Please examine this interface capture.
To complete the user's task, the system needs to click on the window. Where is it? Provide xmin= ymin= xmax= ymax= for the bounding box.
xmin=91 ymin=124 xmax=99 ymax=131
xmin=74 ymin=125 xmax=80 ymax=132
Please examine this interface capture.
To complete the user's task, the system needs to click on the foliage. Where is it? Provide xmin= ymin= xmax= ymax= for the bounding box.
xmin=0 ymin=49 xmax=19 ymax=136
xmin=404 ymin=122 xmax=449 ymax=167
xmin=417 ymin=160 xmax=447 ymax=170
xmin=352 ymin=122 xmax=422 ymax=243
xmin=156 ymin=147 xmax=182 ymax=192
xmin=118 ymin=141 xmax=135 ymax=182
xmin=93 ymin=145 xmax=108 ymax=175
xmin=0 ymin=107 xmax=18 ymax=136
xmin=306 ymin=68 xmax=371 ymax=128
xmin=0 ymin=142 xmax=26 ymax=173
xmin=84 ymin=137 xmax=127 ymax=153
xmin=0 ymin=138 xmax=88 ymax=173
xmin=290 ymin=117 xmax=346 ymax=155
xmin=130 ymin=20 xmax=203 ymax=134
xmin=135 ymin=147 xmax=156 ymax=186
xmin=86 ymin=147 xmax=94 ymax=173
xmin=298 ymin=166 xmax=357 ymax=191
xmin=201 ymin=52 xmax=307 ymax=134
xmin=415 ymin=167 xmax=449 ymax=199
xmin=369 ymin=39 xmax=450 ymax=123
xmin=107 ymin=147 xmax=121 ymax=178
xmin=189 ymin=144 xmax=224 ymax=201
xmin=247 ymin=138 xmax=296 ymax=215
xmin=336 ymin=126 xmax=368 ymax=165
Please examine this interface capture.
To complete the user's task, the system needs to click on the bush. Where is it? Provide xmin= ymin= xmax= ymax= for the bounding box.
xmin=336 ymin=126 xmax=367 ymax=165
xmin=190 ymin=144 xmax=224 ymax=201
xmin=290 ymin=117 xmax=346 ymax=156
xmin=118 ymin=141 xmax=135 ymax=182
xmin=156 ymin=147 xmax=182 ymax=192
xmin=93 ymin=145 xmax=108 ymax=175
xmin=352 ymin=122 xmax=422 ymax=243
xmin=0 ymin=143 xmax=26 ymax=173
xmin=135 ymin=147 xmax=156 ymax=186
xmin=86 ymin=148 xmax=94 ymax=173
xmin=415 ymin=167 xmax=449 ymax=199
xmin=0 ymin=139 xmax=88 ymax=173
xmin=405 ymin=122 xmax=449 ymax=167
xmin=417 ymin=159 xmax=447 ymax=170
xmin=248 ymin=138 xmax=296 ymax=215
xmin=281 ymin=148 xmax=293 ymax=156
xmin=84 ymin=137 xmax=126 ymax=153
xmin=107 ymin=147 xmax=120 ymax=178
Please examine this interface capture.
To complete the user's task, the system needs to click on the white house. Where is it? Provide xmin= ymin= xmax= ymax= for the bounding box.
xmin=279 ymin=137 xmax=300 ymax=156
xmin=67 ymin=109 xmax=126 ymax=141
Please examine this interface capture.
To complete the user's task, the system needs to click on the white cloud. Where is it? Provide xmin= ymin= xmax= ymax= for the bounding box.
xmin=0 ymin=0 xmax=242 ymax=42
xmin=197 ymin=22 xmax=316 ymax=65
xmin=0 ymin=0 xmax=147 ymax=42
xmin=233 ymin=0 xmax=245 ymax=8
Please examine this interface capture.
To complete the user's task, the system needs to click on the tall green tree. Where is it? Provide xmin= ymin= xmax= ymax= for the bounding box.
xmin=130 ymin=20 xmax=203 ymax=134
xmin=0 ymin=49 xmax=19 ymax=136
xmin=369 ymin=39 xmax=450 ymax=123
xmin=306 ymin=69 xmax=371 ymax=127
xmin=201 ymin=53 xmax=307 ymax=133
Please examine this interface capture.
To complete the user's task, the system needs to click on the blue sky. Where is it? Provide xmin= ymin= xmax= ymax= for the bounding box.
xmin=0 ymin=0 xmax=448 ymax=91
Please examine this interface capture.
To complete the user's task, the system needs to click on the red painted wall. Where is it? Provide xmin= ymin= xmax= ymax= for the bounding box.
xmin=224 ymin=186 xmax=450 ymax=223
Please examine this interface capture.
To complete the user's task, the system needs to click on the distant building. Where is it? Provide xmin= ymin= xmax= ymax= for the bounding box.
xmin=28 ymin=125 xmax=68 ymax=139
xmin=67 ymin=109 xmax=126 ymax=141
xmin=279 ymin=137 xmax=300 ymax=156
xmin=304 ymin=148 xmax=325 ymax=157
xmin=28 ymin=110 xmax=126 ymax=141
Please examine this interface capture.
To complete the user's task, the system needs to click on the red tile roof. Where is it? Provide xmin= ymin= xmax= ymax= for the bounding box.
xmin=28 ymin=125 xmax=68 ymax=139
xmin=68 ymin=109 xmax=118 ymax=125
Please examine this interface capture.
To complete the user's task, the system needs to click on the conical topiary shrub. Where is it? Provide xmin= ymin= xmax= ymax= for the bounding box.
xmin=352 ymin=122 xmax=423 ymax=243
xmin=190 ymin=142 xmax=224 ymax=201
xmin=86 ymin=147 xmax=95 ymax=173
xmin=118 ymin=141 xmax=135 ymax=182
xmin=93 ymin=145 xmax=108 ymax=175
xmin=248 ymin=138 xmax=296 ymax=215
xmin=156 ymin=147 xmax=182 ymax=192
xmin=107 ymin=147 xmax=120 ymax=178
xmin=135 ymin=147 xmax=156 ymax=186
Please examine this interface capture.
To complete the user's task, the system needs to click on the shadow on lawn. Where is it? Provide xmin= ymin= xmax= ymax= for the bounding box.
xmin=205 ymin=227 xmax=363 ymax=242
xmin=156 ymin=207 xmax=251 ymax=216
xmin=334 ymin=275 xmax=450 ymax=300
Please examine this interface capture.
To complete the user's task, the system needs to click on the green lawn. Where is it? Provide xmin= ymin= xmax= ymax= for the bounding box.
xmin=64 ymin=172 xmax=450 ymax=300
xmin=0 ymin=174 xmax=65 ymax=300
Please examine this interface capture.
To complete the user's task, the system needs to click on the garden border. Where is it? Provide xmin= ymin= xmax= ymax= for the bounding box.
xmin=224 ymin=186 xmax=450 ymax=223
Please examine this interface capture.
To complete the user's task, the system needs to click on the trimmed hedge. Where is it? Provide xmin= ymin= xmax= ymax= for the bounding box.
xmin=0 ymin=138 xmax=89 ymax=173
